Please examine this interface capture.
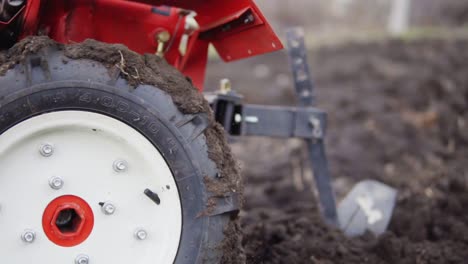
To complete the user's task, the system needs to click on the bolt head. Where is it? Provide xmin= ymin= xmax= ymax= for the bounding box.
xmin=113 ymin=160 xmax=128 ymax=172
xmin=135 ymin=229 xmax=148 ymax=240
xmin=219 ymin=78 xmax=231 ymax=93
xmin=75 ymin=255 xmax=89 ymax=264
xmin=309 ymin=117 xmax=323 ymax=138
xmin=21 ymin=230 xmax=36 ymax=243
xmin=156 ymin=30 xmax=171 ymax=42
xmin=40 ymin=144 xmax=54 ymax=157
xmin=234 ymin=114 xmax=242 ymax=123
xmin=49 ymin=176 xmax=64 ymax=190
xmin=102 ymin=202 xmax=116 ymax=215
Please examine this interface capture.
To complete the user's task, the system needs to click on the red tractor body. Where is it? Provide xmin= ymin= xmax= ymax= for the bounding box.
xmin=7 ymin=0 xmax=282 ymax=88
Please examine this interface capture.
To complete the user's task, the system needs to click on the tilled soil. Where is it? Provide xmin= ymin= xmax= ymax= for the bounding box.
xmin=5 ymin=36 xmax=467 ymax=263
xmin=207 ymin=38 xmax=468 ymax=263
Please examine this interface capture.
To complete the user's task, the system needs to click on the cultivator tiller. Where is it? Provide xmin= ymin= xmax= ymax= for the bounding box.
xmin=0 ymin=0 xmax=396 ymax=263
xmin=208 ymin=28 xmax=397 ymax=233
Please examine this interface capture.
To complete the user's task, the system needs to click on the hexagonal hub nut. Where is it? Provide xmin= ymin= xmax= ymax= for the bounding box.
xmin=42 ymin=195 xmax=94 ymax=247
xmin=51 ymin=205 xmax=86 ymax=238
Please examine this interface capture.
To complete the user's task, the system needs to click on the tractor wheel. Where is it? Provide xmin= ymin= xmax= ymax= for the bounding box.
xmin=0 ymin=38 xmax=242 ymax=264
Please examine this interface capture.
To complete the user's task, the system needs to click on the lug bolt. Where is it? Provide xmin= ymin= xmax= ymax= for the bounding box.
xmin=219 ymin=78 xmax=231 ymax=93
xmin=21 ymin=230 xmax=36 ymax=243
xmin=75 ymin=254 xmax=89 ymax=264
xmin=49 ymin=176 xmax=64 ymax=190
xmin=39 ymin=143 xmax=54 ymax=157
xmin=135 ymin=229 xmax=148 ymax=240
xmin=156 ymin=30 xmax=171 ymax=57
xmin=113 ymin=160 xmax=128 ymax=172
xmin=101 ymin=202 xmax=116 ymax=215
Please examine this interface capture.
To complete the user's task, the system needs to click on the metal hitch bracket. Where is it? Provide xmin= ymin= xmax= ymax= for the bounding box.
xmin=206 ymin=28 xmax=338 ymax=226
xmin=208 ymin=27 xmax=398 ymax=236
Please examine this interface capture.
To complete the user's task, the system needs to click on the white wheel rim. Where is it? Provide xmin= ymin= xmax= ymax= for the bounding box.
xmin=0 ymin=111 xmax=182 ymax=263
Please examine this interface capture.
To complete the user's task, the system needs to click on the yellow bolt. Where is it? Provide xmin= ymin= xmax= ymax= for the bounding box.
xmin=156 ymin=31 xmax=171 ymax=57
xmin=219 ymin=78 xmax=231 ymax=94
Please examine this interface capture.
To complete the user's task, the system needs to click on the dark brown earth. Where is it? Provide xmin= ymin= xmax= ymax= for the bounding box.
xmin=207 ymin=38 xmax=468 ymax=263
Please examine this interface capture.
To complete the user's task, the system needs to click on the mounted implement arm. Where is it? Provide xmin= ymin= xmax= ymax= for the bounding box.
xmin=209 ymin=28 xmax=398 ymax=234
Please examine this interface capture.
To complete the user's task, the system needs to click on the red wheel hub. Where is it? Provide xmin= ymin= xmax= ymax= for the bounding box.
xmin=42 ymin=195 xmax=94 ymax=247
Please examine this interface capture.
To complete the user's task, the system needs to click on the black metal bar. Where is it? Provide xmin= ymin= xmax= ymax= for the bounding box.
xmin=286 ymin=27 xmax=338 ymax=226
xmin=286 ymin=27 xmax=316 ymax=107
xmin=240 ymin=104 xmax=326 ymax=139
xmin=307 ymin=140 xmax=338 ymax=225
xmin=207 ymin=92 xmax=327 ymax=139
xmin=144 ymin=188 xmax=161 ymax=205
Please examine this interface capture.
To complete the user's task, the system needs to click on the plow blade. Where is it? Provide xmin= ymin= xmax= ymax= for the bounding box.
xmin=338 ymin=180 xmax=397 ymax=236
xmin=286 ymin=27 xmax=398 ymax=234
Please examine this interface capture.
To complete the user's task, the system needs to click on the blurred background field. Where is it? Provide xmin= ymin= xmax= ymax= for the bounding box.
xmin=205 ymin=0 xmax=468 ymax=97
xmin=204 ymin=1 xmax=468 ymax=263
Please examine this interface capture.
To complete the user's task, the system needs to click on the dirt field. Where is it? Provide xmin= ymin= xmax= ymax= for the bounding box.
xmin=207 ymin=37 xmax=468 ymax=263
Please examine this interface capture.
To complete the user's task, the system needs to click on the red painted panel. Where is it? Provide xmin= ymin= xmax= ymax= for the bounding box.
xmin=18 ymin=0 xmax=283 ymax=90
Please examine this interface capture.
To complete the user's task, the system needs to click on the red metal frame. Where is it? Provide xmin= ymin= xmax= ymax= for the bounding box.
xmin=15 ymin=0 xmax=282 ymax=89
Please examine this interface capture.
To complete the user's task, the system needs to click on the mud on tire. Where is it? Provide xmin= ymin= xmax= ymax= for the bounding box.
xmin=0 ymin=37 xmax=243 ymax=264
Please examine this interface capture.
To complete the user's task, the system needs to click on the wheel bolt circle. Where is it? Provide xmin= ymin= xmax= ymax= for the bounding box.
xmin=40 ymin=143 xmax=54 ymax=157
xmin=135 ymin=229 xmax=148 ymax=240
xmin=101 ymin=202 xmax=116 ymax=215
xmin=49 ymin=176 xmax=64 ymax=190
xmin=75 ymin=254 xmax=89 ymax=264
xmin=21 ymin=230 xmax=36 ymax=243
xmin=113 ymin=160 xmax=128 ymax=172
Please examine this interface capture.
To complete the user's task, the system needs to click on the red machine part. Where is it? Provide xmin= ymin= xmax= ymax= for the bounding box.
xmin=17 ymin=0 xmax=282 ymax=89
xmin=153 ymin=0 xmax=283 ymax=62
xmin=42 ymin=195 xmax=95 ymax=247
xmin=0 ymin=5 xmax=25 ymax=29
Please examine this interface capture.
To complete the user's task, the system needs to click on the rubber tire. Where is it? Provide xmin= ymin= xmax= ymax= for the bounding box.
xmin=0 ymin=46 xmax=234 ymax=263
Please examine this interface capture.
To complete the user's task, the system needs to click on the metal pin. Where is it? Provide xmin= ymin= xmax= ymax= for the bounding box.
xmin=244 ymin=116 xmax=259 ymax=123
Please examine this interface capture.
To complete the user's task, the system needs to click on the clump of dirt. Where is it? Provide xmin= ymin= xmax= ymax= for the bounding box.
xmin=64 ymin=38 xmax=209 ymax=114
xmin=0 ymin=36 xmax=241 ymax=197
xmin=0 ymin=36 xmax=56 ymax=75
xmin=220 ymin=220 xmax=247 ymax=264
xmin=207 ymin=37 xmax=468 ymax=263
xmin=0 ymin=36 xmax=242 ymax=262
xmin=204 ymin=123 xmax=243 ymax=196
